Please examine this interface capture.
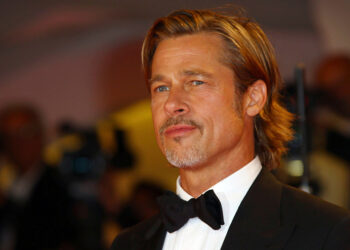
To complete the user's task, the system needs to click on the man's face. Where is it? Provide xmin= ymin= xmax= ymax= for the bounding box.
xmin=150 ymin=32 xmax=248 ymax=168
xmin=1 ymin=113 xmax=43 ymax=173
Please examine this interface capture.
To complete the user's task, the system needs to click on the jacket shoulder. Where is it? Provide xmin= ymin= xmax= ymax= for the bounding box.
xmin=281 ymin=183 xmax=350 ymax=225
xmin=281 ymin=183 xmax=350 ymax=249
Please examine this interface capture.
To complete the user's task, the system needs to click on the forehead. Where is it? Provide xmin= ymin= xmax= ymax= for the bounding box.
xmin=151 ymin=32 xmax=228 ymax=76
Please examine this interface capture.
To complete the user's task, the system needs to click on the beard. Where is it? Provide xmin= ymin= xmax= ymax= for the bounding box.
xmin=159 ymin=116 xmax=205 ymax=168
xmin=164 ymin=140 xmax=206 ymax=168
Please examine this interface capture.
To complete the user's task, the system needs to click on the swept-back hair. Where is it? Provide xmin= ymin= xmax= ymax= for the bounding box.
xmin=142 ymin=9 xmax=294 ymax=169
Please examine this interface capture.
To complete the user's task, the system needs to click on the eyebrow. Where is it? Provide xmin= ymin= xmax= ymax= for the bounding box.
xmin=181 ymin=69 xmax=213 ymax=79
xmin=149 ymin=75 xmax=166 ymax=86
xmin=148 ymin=69 xmax=214 ymax=86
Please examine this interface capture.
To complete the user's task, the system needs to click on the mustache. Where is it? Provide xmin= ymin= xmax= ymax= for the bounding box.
xmin=159 ymin=116 xmax=203 ymax=135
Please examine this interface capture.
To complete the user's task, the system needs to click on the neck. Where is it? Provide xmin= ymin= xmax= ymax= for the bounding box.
xmin=179 ymin=146 xmax=255 ymax=198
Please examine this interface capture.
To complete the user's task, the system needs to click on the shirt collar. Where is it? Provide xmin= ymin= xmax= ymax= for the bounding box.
xmin=176 ymin=156 xmax=262 ymax=202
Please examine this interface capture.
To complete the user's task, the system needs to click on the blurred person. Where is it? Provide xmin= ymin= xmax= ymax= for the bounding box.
xmin=97 ymin=168 xmax=123 ymax=250
xmin=117 ymin=180 xmax=164 ymax=229
xmin=111 ymin=9 xmax=350 ymax=250
xmin=302 ymin=54 xmax=350 ymax=209
xmin=0 ymin=105 xmax=75 ymax=250
xmin=98 ymin=173 xmax=163 ymax=249
xmin=312 ymin=54 xmax=350 ymax=162
xmin=314 ymin=54 xmax=350 ymax=117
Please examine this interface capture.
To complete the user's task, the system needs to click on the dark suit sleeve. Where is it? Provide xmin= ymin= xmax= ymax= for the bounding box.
xmin=110 ymin=215 xmax=165 ymax=250
xmin=110 ymin=232 xmax=132 ymax=250
xmin=110 ymin=236 xmax=119 ymax=250
xmin=324 ymin=214 xmax=350 ymax=250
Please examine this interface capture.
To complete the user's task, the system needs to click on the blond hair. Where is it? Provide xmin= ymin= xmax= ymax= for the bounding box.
xmin=142 ymin=9 xmax=294 ymax=169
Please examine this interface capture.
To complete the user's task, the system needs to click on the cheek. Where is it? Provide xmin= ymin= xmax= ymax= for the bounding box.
xmin=213 ymin=103 xmax=243 ymax=136
xmin=151 ymin=104 xmax=162 ymax=129
xmin=151 ymin=103 xmax=165 ymax=143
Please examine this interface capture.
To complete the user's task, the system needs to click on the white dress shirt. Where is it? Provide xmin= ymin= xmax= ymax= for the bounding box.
xmin=162 ymin=156 xmax=262 ymax=250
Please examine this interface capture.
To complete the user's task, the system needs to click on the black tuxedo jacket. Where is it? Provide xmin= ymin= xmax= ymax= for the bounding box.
xmin=111 ymin=169 xmax=350 ymax=250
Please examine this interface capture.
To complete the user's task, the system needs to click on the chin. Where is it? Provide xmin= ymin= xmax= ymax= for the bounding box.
xmin=165 ymin=147 xmax=206 ymax=169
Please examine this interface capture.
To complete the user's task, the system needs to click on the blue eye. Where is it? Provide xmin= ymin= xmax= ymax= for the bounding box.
xmin=192 ymin=80 xmax=204 ymax=86
xmin=155 ymin=85 xmax=169 ymax=92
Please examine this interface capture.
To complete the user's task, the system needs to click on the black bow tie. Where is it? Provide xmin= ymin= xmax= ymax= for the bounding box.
xmin=157 ymin=189 xmax=224 ymax=233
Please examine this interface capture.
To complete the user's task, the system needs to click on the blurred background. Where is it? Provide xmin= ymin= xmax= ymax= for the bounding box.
xmin=0 ymin=0 xmax=349 ymax=249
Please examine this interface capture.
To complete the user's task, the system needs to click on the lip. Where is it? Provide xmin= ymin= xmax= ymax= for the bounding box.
xmin=164 ymin=124 xmax=197 ymax=138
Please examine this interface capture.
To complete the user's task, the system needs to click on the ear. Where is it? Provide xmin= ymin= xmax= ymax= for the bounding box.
xmin=243 ymin=80 xmax=267 ymax=117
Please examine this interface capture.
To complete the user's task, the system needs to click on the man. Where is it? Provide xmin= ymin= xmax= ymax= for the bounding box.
xmin=111 ymin=9 xmax=350 ymax=250
xmin=313 ymin=54 xmax=350 ymax=162
xmin=0 ymin=105 xmax=75 ymax=250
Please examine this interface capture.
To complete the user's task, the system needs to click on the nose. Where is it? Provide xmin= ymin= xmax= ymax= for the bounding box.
xmin=164 ymin=87 xmax=190 ymax=117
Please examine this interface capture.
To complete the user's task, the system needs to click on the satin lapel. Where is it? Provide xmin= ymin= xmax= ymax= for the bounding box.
xmin=221 ymin=169 xmax=295 ymax=250
xmin=141 ymin=216 xmax=167 ymax=250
